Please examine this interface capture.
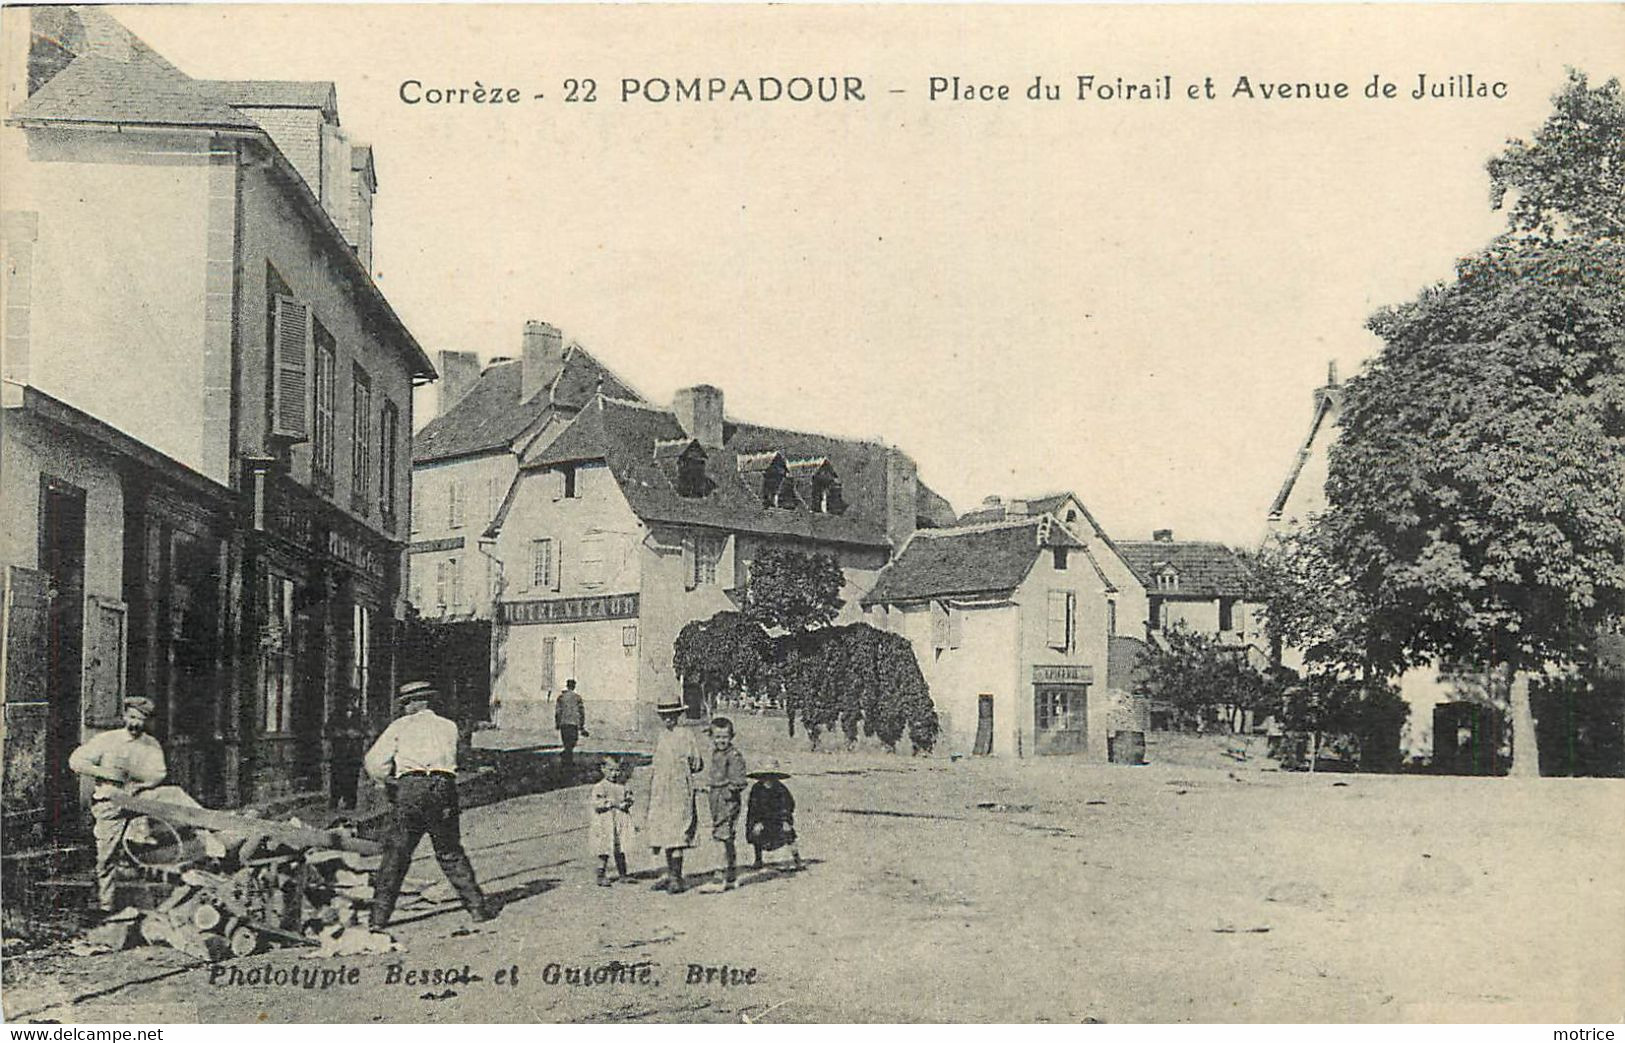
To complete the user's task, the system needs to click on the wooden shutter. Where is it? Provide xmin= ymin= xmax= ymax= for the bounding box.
xmin=3 ymin=567 xmax=52 ymax=823
xmin=947 ymin=605 xmax=964 ymax=650
xmin=930 ymin=600 xmax=949 ymax=650
xmin=271 ymin=295 xmax=312 ymax=440
xmin=3 ymin=566 xmax=50 ymax=705
xmin=1047 ymin=591 xmax=1069 ymax=650
xmin=682 ymin=536 xmax=697 ymax=591
xmin=540 ymin=636 xmax=556 ymax=691
xmin=83 ymin=596 xmax=128 ymax=727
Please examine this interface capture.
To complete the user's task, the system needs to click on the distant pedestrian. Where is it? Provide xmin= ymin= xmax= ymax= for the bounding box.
xmin=590 ymin=755 xmax=634 ymax=886
xmin=746 ymin=758 xmax=803 ymax=872
xmin=364 ymin=681 xmax=494 ymax=929
xmin=556 ymin=679 xmax=587 ymax=767
xmin=699 ymin=717 xmax=748 ymax=893
xmin=644 ymin=695 xmax=706 ymax=894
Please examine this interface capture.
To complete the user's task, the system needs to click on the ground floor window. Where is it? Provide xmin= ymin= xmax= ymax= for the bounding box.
xmin=262 ymin=573 xmax=296 ymax=734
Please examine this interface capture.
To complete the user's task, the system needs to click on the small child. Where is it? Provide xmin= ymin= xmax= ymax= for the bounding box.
xmin=745 ymin=757 xmax=803 ymax=872
xmin=589 ymin=756 xmax=634 ymax=886
xmin=699 ymin=717 xmax=748 ymax=893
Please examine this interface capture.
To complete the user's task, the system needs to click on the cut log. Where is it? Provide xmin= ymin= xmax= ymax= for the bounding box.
xmin=228 ymin=924 xmax=261 ymax=958
xmin=193 ymin=904 xmax=223 ymax=932
xmin=104 ymin=795 xmax=382 ymax=856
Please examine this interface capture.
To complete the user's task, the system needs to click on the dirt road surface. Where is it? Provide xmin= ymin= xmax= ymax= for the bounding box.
xmin=4 ymin=730 xmax=1621 ymax=1023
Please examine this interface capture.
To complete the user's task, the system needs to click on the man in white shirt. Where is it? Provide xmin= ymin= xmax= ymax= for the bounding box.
xmin=364 ymin=680 xmax=493 ymax=929
xmin=68 ymin=696 xmax=167 ymax=910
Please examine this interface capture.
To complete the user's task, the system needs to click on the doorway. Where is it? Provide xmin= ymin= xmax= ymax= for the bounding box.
xmin=1033 ymin=684 xmax=1088 ymax=755
xmin=40 ymin=477 xmax=87 ymax=827
xmin=973 ymin=694 xmax=994 ymax=755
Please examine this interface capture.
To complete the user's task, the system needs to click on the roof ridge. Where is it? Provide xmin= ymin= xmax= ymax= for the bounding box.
xmin=913 ymin=517 xmax=1044 ymax=539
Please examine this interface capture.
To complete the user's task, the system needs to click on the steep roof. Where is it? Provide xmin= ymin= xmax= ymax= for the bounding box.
xmin=863 ymin=518 xmax=1084 ymax=604
xmin=1117 ymin=541 xmax=1253 ymax=599
xmin=200 ymin=79 xmax=337 ymax=112
xmin=413 ymin=346 xmax=642 ymax=464
xmin=14 ymin=9 xmax=259 ymax=130
xmin=521 ymin=396 xmax=948 ymax=549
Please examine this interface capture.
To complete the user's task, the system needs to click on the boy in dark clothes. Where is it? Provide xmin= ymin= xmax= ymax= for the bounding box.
xmin=699 ymin=717 xmax=748 ymax=893
xmin=745 ymin=757 xmax=803 ymax=871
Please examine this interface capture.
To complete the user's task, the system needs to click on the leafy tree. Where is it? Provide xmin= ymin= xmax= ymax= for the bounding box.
xmin=1319 ymin=70 xmax=1625 ymax=775
xmin=743 ymin=547 xmax=845 ymax=633
xmin=1135 ymin=624 xmax=1272 ymax=733
xmin=672 ymin=611 xmax=769 ymax=716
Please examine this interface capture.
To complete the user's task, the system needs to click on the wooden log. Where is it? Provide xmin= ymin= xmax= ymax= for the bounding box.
xmin=193 ymin=904 xmax=223 ymax=932
xmin=104 ymin=794 xmax=382 ymax=856
xmin=228 ymin=923 xmax=261 ymax=958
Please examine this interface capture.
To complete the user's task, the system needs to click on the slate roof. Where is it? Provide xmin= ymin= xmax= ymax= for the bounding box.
xmin=200 ymin=79 xmax=337 ymax=112
xmin=14 ymin=9 xmax=259 ymax=130
xmin=521 ymin=395 xmax=951 ymax=549
xmin=862 ymin=518 xmax=1085 ymax=604
xmin=1117 ymin=540 xmax=1253 ymax=599
xmin=413 ymin=347 xmax=643 ymax=464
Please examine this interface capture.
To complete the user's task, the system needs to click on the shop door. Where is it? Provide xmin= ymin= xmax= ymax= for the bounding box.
xmin=165 ymin=531 xmax=224 ymax=806
xmin=973 ymin=694 xmax=994 ymax=755
xmin=1034 ymin=684 xmax=1088 ymax=755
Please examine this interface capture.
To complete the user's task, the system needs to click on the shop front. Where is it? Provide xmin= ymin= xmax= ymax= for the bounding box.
xmin=1031 ymin=664 xmax=1092 ymax=755
xmin=245 ymin=472 xmax=399 ymax=804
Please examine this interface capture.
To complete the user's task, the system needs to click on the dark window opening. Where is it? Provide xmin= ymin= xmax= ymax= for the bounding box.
xmin=562 ymin=465 xmax=578 ymax=499
xmin=1053 ymin=547 xmax=1069 ymax=570
xmin=677 ymin=447 xmax=709 ymax=499
xmin=1219 ymin=598 xmax=1234 ymax=631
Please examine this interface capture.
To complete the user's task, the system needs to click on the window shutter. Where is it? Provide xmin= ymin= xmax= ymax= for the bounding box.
xmin=682 ymin=536 xmax=697 ymax=591
xmin=84 ymin=596 xmax=128 ymax=727
xmin=551 ymin=540 xmax=564 ymax=592
xmin=930 ymin=601 xmax=949 ymax=650
xmin=948 ymin=606 xmax=964 ymax=650
xmin=1047 ymin=591 xmax=1069 ymax=650
xmin=540 ymin=636 xmax=557 ymax=691
xmin=271 ymin=295 xmax=311 ymax=440
xmin=717 ymin=535 xmax=736 ymax=589
xmin=1066 ymin=592 xmax=1077 ymax=653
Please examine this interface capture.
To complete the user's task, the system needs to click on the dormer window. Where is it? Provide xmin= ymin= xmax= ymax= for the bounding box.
xmin=761 ymin=455 xmax=799 ymax=509
xmin=810 ymin=464 xmax=845 ymax=514
xmin=1156 ymin=567 xmax=1179 ymax=591
xmin=677 ymin=443 xmax=709 ymax=498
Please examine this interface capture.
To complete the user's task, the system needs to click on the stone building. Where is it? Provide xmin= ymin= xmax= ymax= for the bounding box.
xmin=861 ymin=516 xmax=1114 ymax=759
xmin=408 ymin=323 xmax=641 ymax=621
xmin=480 ymin=385 xmax=954 ymax=733
xmin=1 ymin=7 xmax=432 ymax=820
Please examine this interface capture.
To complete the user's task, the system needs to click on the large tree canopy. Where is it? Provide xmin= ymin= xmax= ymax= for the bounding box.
xmin=1322 ymin=71 xmax=1625 ymax=680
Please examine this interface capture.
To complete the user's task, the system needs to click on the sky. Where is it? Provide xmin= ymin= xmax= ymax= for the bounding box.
xmin=110 ymin=3 xmax=1625 ymax=547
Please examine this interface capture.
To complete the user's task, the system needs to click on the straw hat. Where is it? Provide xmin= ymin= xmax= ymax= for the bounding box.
xmin=123 ymin=696 xmax=157 ymax=719
xmin=395 ymin=680 xmax=439 ymax=713
xmin=654 ymin=694 xmax=686 ymax=715
xmin=747 ymin=757 xmax=790 ymax=781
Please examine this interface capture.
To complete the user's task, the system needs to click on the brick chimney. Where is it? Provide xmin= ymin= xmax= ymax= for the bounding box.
xmin=521 ymin=321 xmax=565 ymax=403
xmin=436 ymin=351 xmax=480 ymax=416
xmin=673 ymin=385 xmax=725 ymax=449
xmin=1007 ymin=498 xmax=1030 ymax=518
xmin=1314 ymin=358 xmax=1347 ymax=416
xmin=1152 ymin=529 xmax=1174 ymax=542
xmin=883 ymin=448 xmax=919 ymax=550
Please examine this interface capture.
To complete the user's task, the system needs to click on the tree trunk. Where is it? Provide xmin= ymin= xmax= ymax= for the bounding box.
xmin=1507 ymin=668 xmax=1541 ymax=777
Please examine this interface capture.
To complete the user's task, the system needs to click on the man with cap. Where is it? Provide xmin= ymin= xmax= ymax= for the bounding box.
xmin=68 ymin=696 xmax=167 ymax=910
xmin=364 ymin=680 xmax=494 ymax=928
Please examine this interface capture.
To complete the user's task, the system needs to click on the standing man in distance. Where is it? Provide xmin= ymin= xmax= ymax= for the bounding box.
xmin=68 ymin=696 xmax=167 ymax=911
xmin=365 ymin=680 xmax=494 ymax=929
xmin=555 ymin=678 xmax=587 ymax=768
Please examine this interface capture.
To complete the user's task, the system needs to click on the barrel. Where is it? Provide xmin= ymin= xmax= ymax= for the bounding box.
xmin=1108 ymin=730 xmax=1146 ymax=765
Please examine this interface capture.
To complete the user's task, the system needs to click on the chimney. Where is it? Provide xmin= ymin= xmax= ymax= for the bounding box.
xmin=1152 ymin=529 xmax=1174 ymax=543
xmin=981 ymin=495 xmax=1003 ymax=508
xmin=672 ymin=385 xmax=725 ymax=449
xmin=1007 ymin=498 xmax=1030 ymax=518
xmin=1314 ymin=358 xmax=1347 ymax=416
xmin=436 ymin=351 xmax=481 ymax=416
xmin=521 ymin=321 xmax=565 ymax=402
xmin=883 ymin=448 xmax=919 ymax=550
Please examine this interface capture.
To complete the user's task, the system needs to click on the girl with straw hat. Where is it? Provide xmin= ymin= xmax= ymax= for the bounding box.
xmin=643 ymin=695 xmax=706 ymax=893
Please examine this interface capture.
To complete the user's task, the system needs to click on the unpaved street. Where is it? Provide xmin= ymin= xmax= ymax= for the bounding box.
xmin=4 ymin=730 xmax=1622 ymax=1023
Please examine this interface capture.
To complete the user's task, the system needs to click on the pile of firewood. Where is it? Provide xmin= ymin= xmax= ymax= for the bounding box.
xmin=82 ymin=793 xmax=384 ymax=961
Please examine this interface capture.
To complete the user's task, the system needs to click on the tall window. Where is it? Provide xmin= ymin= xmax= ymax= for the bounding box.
xmin=1107 ymin=598 xmax=1117 ymax=637
xmin=448 ymin=556 xmax=463 ymax=609
xmin=561 ymin=466 xmax=579 ymax=499
xmin=1047 ymin=590 xmax=1076 ymax=652
xmin=1053 ymin=547 xmax=1069 ymax=571
xmin=435 ymin=560 xmax=448 ymax=609
xmin=531 ymin=538 xmax=555 ymax=589
xmin=351 ymin=603 xmax=372 ymax=714
xmin=262 ymin=574 xmax=295 ymax=733
xmin=312 ymin=324 xmax=336 ymax=485
xmin=351 ymin=365 xmax=372 ymax=507
xmin=411 ymin=484 xmax=424 ymax=534
xmin=539 ymin=636 xmax=557 ymax=691
xmin=378 ymin=400 xmax=398 ymax=520
xmin=683 ymin=533 xmax=725 ymax=589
